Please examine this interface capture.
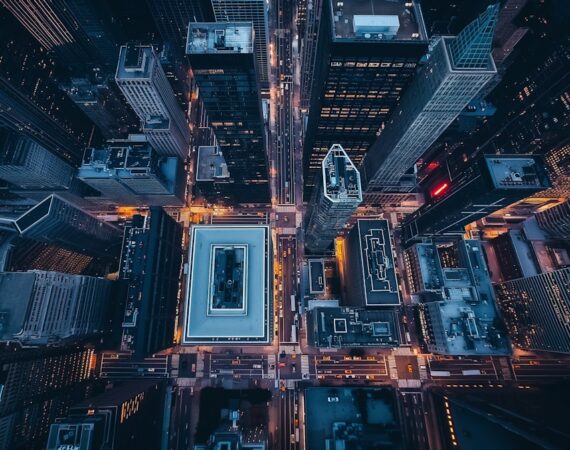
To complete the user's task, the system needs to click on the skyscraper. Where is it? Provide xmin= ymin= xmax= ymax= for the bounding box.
xmin=46 ymin=380 xmax=166 ymax=450
xmin=186 ymin=22 xmax=270 ymax=203
xmin=11 ymin=194 xmax=122 ymax=258
xmin=78 ymin=138 xmax=186 ymax=206
xmin=119 ymin=208 xmax=183 ymax=357
xmin=0 ymin=0 xmax=123 ymax=71
xmin=402 ymin=155 xmax=551 ymax=243
xmin=210 ymin=0 xmax=269 ymax=85
xmin=305 ymin=144 xmax=362 ymax=253
xmin=0 ymin=133 xmax=74 ymax=190
xmin=495 ymin=267 xmax=570 ymax=354
xmin=0 ymin=270 xmax=112 ymax=345
xmin=115 ymin=45 xmax=190 ymax=159
xmin=146 ymin=0 xmax=214 ymax=51
xmin=299 ymin=0 xmax=323 ymax=109
xmin=302 ymin=0 xmax=428 ymax=199
xmin=0 ymin=346 xmax=97 ymax=450
xmin=360 ymin=5 xmax=498 ymax=199
xmin=536 ymin=201 xmax=570 ymax=240
xmin=0 ymin=9 xmax=97 ymax=165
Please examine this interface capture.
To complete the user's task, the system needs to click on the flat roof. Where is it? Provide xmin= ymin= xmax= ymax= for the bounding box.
xmin=356 ymin=219 xmax=401 ymax=306
xmin=116 ymin=45 xmax=155 ymax=80
xmin=483 ymin=155 xmax=548 ymax=190
xmin=183 ymin=225 xmax=270 ymax=344
xmin=308 ymin=259 xmax=326 ymax=294
xmin=330 ymin=0 xmax=427 ymax=42
xmin=196 ymin=146 xmax=229 ymax=181
xmin=187 ymin=22 xmax=253 ymax=55
xmin=312 ymin=306 xmax=399 ymax=347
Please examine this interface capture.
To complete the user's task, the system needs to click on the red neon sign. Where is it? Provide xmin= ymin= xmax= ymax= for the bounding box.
xmin=432 ymin=182 xmax=449 ymax=197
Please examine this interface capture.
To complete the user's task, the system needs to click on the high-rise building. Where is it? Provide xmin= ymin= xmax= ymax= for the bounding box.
xmin=146 ymin=0 xmax=214 ymax=51
xmin=0 ymin=9 xmax=97 ymax=165
xmin=299 ymin=0 xmax=323 ymax=109
xmin=78 ymin=137 xmax=186 ymax=206
xmin=495 ymin=267 xmax=570 ymax=354
xmin=0 ymin=270 xmax=112 ymax=345
xmin=0 ymin=133 xmax=74 ymax=190
xmin=186 ymin=22 xmax=270 ymax=203
xmin=536 ymin=201 xmax=570 ymax=240
xmin=46 ymin=380 xmax=166 ymax=450
xmin=302 ymin=0 xmax=428 ymax=199
xmin=360 ymin=5 xmax=498 ymax=198
xmin=210 ymin=0 xmax=269 ymax=86
xmin=119 ymin=208 xmax=183 ymax=357
xmin=60 ymin=76 xmax=139 ymax=139
xmin=115 ymin=45 xmax=190 ymax=159
xmin=305 ymin=144 xmax=362 ymax=254
xmin=402 ymin=155 xmax=551 ymax=243
xmin=0 ymin=346 xmax=97 ymax=450
xmin=11 ymin=194 xmax=122 ymax=258
xmin=0 ymin=0 xmax=123 ymax=71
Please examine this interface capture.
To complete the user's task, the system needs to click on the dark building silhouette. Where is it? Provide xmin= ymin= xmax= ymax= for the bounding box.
xmin=0 ymin=346 xmax=100 ymax=450
xmin=46 ymin=380 xmax=166 ymax=450
xmin=119 ymin=208 xmax=182 ymax=357
xmin=495 ymin=267 xmax=570 ymax=354
xmin=187 ymin=22 xmax=270 ymax=204
xmin=0 ymin=10 xmax=97 ymax=165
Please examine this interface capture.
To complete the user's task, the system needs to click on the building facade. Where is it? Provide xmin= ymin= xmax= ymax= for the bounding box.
xmin=187 ymin=22 xmax=270 ymax=203
xmin=536 ymin=201 xmax=570 ymax=240
xmin=0 ymin=133 xmax=74 ymax=189
xmin=78 ymin=138 xmax=185 ymax=206
xmin=402 ymin=155 xmax=551 ymax=243
xmin=305 ymin=144 xmax=362 ymax=254
xmin=12 ymin=194 xmax=122 ymax=258
xmin=302 ymin=0 xmax=428 ymax=199
xmin=119 ymin=208 xmax=183 ymax=357
xmin=210 ymin=0 xmax=269 ymax=85
xmin=0 ymin=346 xmax=97 ymax=450
xmin=46 ymin=380 xmax=166 ymax=450
xmin=360 ymin=5 xmax=498 ymax=197
xmin=115 ymin=45 xmax=190 ymax=159
xmin=0 ymin=270 xmax=112 ymax=345
xmin=495 ymin=267 xmax=570 ymax=354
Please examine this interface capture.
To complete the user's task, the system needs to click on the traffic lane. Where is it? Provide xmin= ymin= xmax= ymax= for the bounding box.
xmin=209 ymin=355 xmax=266 ymax=376
xmin=315 ymin=356 xmax=388 ymax=379
xmin=278 ymin=236 xmax=297 ymax=343
xmin=512 ymin=359 xmax=570 ymax=379
xmin=400 ymin=392 xmax=429 ymax=450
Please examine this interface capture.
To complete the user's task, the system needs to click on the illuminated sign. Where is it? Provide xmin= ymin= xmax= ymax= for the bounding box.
xmin=431 ymin=182 xmax=449 ymax=197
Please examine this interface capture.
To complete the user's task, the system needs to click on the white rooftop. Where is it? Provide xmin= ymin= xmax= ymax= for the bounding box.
xmin=183 ymin=225 xmax=270 ymax=344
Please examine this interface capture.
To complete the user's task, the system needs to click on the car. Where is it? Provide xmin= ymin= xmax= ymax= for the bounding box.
xmin=232 ymin=359 xmax=240 ymax=366
xmin=327 ymin=397 xmax=339 ymax=402
xmin=278 ymin=362 xmax=286 ymax=368
xmin=407 ymin=363 xmax=414 ymax=374
xmin=344 ymin=369 xmax=353 ymax=374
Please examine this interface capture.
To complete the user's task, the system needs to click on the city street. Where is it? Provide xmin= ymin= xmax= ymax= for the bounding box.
xmin=278 ymin=235 xmax=299 ymax=344
xmin=399 ymin=391 xmax=430 ymax=450
xmin=278 ymin=388 xmax=299 ymax=450
xmin=315 ymin=355 xmax=388 ymax=381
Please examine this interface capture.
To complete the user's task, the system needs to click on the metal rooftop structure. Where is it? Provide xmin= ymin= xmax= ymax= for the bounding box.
xmin=323 ymin=144 xmax=362 ymax=203
xmin=196 ymin=146 xmax=229 ymax=181
xmin=330 ymin=0 xmax=427 ymax=41
xmin=484 ymin=155 xmax=550 ymax=190
xmin=116 ymin=45 xmax=155 ymax=80
xmin=186 ymin=22 xmax=254 ymax=54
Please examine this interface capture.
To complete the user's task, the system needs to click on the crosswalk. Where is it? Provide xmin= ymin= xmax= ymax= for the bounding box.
xmin=388 ymin=355 xmax=398 ymax=380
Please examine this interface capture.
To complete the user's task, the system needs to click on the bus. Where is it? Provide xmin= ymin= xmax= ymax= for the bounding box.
xmin=290 ymin=294 xmax=296 ymax=312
